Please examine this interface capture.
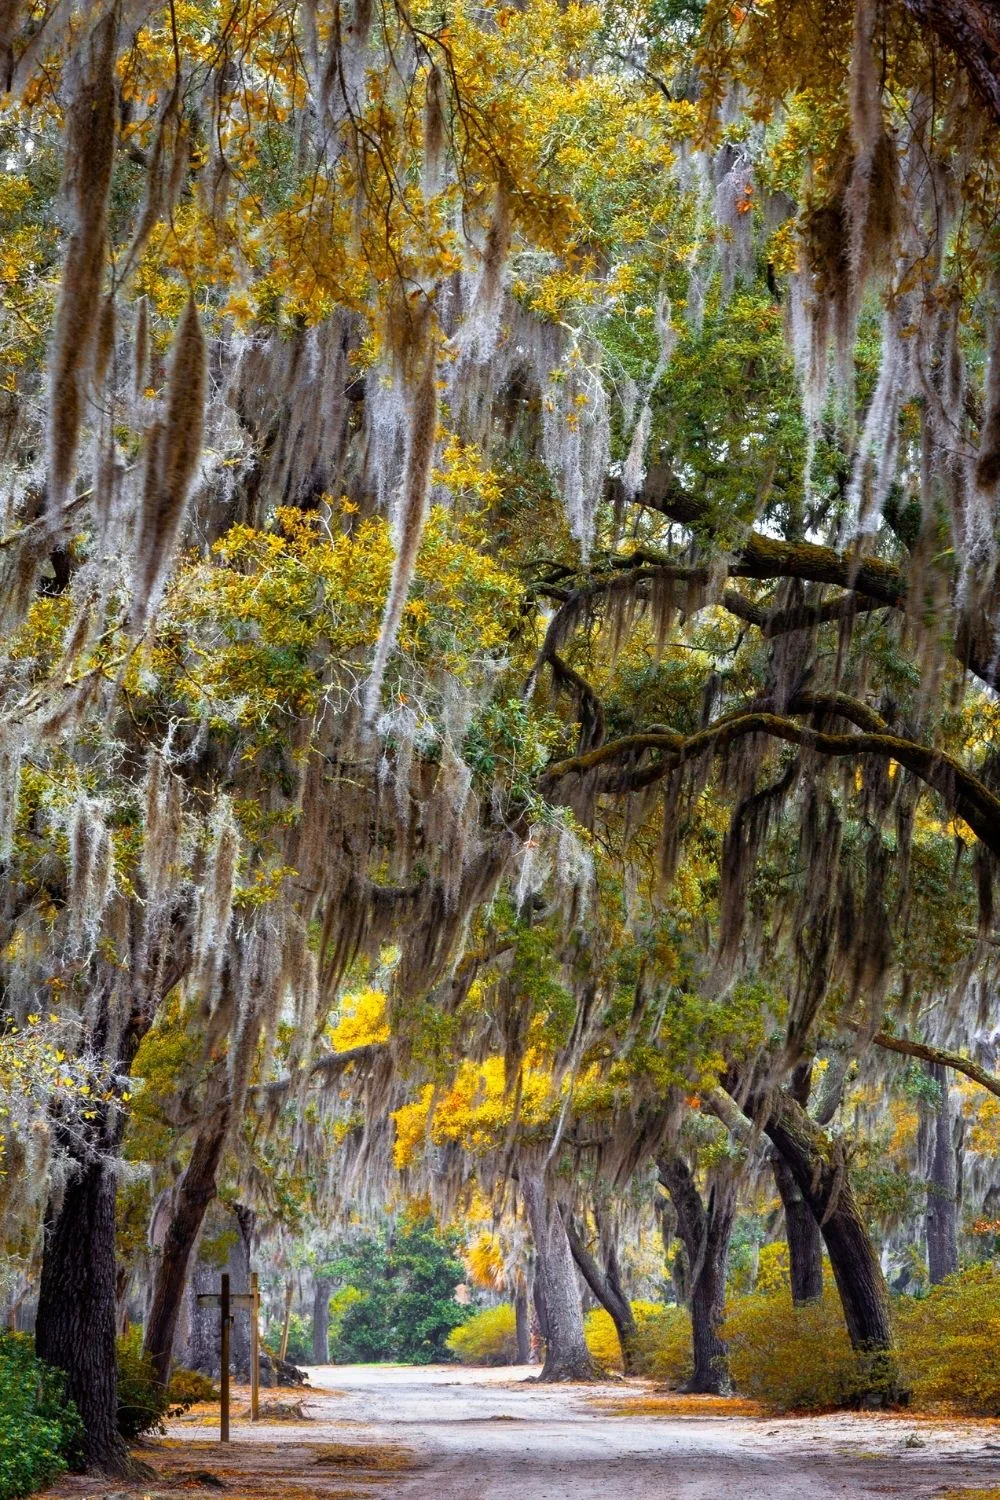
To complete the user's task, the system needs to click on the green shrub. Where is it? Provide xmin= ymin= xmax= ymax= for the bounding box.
xmin=0 ymin=1332 xmax=83 ymax=1500
xmin=724 ymin=1286 xmax=863 ymax=1410
xmin=116 ymin=1328 xmax=170 ymax=1439
xmin=446 ymin=1304 xmax=518 ymax=1365
xmin=327 ymin=1215 xmax=468 ymax=1363
xmin=264 ymin=1312 xmax=311 ymax=1366
xmin=896 ymin=1263 xmax=1000 ymax=1414
xmin=328 ymin=1286 xmax=364 ymax=1351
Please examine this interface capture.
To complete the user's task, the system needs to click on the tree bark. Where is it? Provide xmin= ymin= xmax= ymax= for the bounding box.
xmin=143 ymin=1105 xmax=230 ymax=1387
xmin=772 ymin=1154 xmax=824 ymax=1303
xmin=278 ymin=1280 xmax=294 ymax=1363
xmin=521 ymin=1173 xmax=596 ymax=1381
xmin=925 ymin=1064 xmax=959 ymax=1285
xmin=657 ymin=1155 xmax=735 ymax=1394
xmin=564 ymin=1215 xmax=639 ymax=1374
xmin=746 ymin=1088 xmax=902 ymax=1400
xmin=901 ymin=0 xmax=1000 ymax=126
xmin=514 ymin=1279 xmax=531 ymax=1364
xmin=35 ymin=1113 xmax=129 ymax=1474
xmin=312 ymin=1276 xmax=332 ymax=1364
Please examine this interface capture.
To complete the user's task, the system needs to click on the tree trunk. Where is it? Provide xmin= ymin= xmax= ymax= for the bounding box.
xmin=772 ymin=1154 xmax=824 ymax=1303
xmin=35 ymin=1120 xmax=129 ymax=1474
xmin=312 ymin=1277 xmax=332 ymax=1364
xmin=758 ymin=1088 xmax=902 ymax=1400
xmin=278 ymin=1280 xmax=294 ymax=1363
xmin=657 ymin=1156 xmax=735 ymax=1395
xmin=521 ymin=1173 xmax=596 ymax=1381
xmin=925 ymin=1063 xmax=959 ymax=1285
xmin=514 ymin=1280 xmax=531 ymax=1364
xmin=564 ymin=1215 xmax=639 ymax=1374
xmin=143 ymin=1106 xmax=230 ymax=1387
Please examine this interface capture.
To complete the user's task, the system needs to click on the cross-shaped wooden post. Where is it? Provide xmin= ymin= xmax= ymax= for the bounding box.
xmin=196 ymin=1274 xmax=258 ymax=1442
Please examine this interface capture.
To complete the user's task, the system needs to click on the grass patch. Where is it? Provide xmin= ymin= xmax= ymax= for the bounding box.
xmin=593 ymin=1393 xmax=763 ymax=1419
xmin=310 ymin=1441 xmax=416 ymax=1471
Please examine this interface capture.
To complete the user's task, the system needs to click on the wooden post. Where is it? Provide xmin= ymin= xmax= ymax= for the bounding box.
xmin=220 ymin=1273 xmax=231 ymax=1444
xmin=250 ymin=1272 xmax=260 ymax=1422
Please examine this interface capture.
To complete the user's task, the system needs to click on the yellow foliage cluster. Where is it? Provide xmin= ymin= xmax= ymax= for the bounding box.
xmin=328 ymin=990 xmax=391 ymax=1052
xmin=446 ymin=1303 xmax=519 ymax=1366
xmin=393 ymin=1055 xmax=559 ymax=1169
xmin=464 ymin=1232 xmax=506 ymax=1292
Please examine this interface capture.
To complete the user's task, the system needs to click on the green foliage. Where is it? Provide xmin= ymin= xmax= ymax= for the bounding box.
xmin=327 ymin=1216 xmax=469 ymax=1364
xmin=896 ymin=1264 xmax=1000 ymax=1414
xmin=446 ymin=1304 xmax=519 ymax=1366
xmin=265 ymin=1312 xmax=312 ymax=1365
xmin=115 ymin=1329 xmax=170 ymax=1439
xmin=0 ymin=1332 xmax=82 ymax=1500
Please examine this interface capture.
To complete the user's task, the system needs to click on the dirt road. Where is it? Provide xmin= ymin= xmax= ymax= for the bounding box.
xmin=42 ymin=1362 xmax=1000 ymax=1499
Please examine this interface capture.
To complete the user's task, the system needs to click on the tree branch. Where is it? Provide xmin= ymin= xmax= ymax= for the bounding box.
xmin=901 ymin=0 xmax=1000 ymax=126
xmin=873 ymin=1031 xmax=1000 ymax=1100
xmin=542 ymin=709 xmax=1000 ymax=856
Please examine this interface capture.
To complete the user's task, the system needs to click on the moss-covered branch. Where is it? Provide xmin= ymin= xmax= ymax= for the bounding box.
xmin=543 ymin=709 xmax=1000 ymax=856
xmin=873 ymin=1032 xmax=1000 ymax=1100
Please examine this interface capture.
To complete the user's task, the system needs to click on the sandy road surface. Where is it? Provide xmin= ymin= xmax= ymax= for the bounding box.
xmin=298 ymin=1363 xmax=1000 ymax=1499
xmin=41 ymin=1362 xmax=1000 ymax=1499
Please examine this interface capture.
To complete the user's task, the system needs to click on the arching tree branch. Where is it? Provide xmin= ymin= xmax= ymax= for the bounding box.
xmin=543 ymin=710 xmax=1000 ymax=856
xmin=873 ymin=1031 xmax=1000 ymax=1100
xmin=901 ymin=0 xmax=1000 ymax=125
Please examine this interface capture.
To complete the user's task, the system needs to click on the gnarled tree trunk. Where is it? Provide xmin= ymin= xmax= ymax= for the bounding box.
xmin=514 ymin=1279 xmax=532 ymax=1364
xmin=657 ymin=1155 xmax=735 ymax=1395
xmin=521 ymin=1173 xmax=596 ymax=1381
xmin=565 ymin=1215 xmax=639 ymax=1374
xmin=772 ymin=1154 xmax=823 ymax=1304
xmin=36 ymin=1106 xmax=129 ymax=1474
xmin=143 ymin=1104 xmax=231 ymax=1387
xmin=756 ymin=1088 xmax=902 ymax=1401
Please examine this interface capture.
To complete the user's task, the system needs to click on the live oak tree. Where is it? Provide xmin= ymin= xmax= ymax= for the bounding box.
xmin=6 ymin=0 xmax=1000 ymax=1463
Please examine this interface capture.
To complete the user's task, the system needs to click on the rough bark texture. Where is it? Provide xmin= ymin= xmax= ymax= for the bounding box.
xmin=179 ymin=1201 xmax=253 ymax=1377
xmin=521 ymin=1173 xmax=596 ymax=1381
xmin=35 ymin=1115 xmax=129 ymax=1473
xmin=755 ymin=1089 xmax=902 ymax=1400
xmin=774 ymin=1058 xmax=824 ymax=1304
xmin=144 ymin=1106 xmax=230 ymax=1386
xmin=565 ymin=1216 xmax=639 ymax=1374
xmin=901 ymin=0 xmax=1000 ymax=125
xmin=657 ymin=1156 xmax=735 ymax=1395
xmin=925 ymin=1064 xmax=959 ymax=1285
xmin=515 ymin=1282 xmax=532 ymax=1364
xmin=312 ymin=1276 xmax=332 ymax=1364
xmin=773 ymin=1154 xmax=824 ymax=1303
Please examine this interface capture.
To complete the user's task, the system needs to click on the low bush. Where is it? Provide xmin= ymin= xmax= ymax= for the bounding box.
xmin=0 ymin=1332 xmax=82 ymax=1500
xmin=632 ymin=1304 xmax=693 ymax=1386
xmin=116 ymin=1328 xmax=171 ymax=1438
xmin=896 ymin=1263 xmax=1000 ymax=1414
xmin=723 ymin=1286 xmax=861 ymax=1410
xmin=446 ymin=1304 xmax=518 ymax=1365
xmin=584 ymin=1301 xmax=691 ymax=1384
xmin=167 ymin=1366 xmax=218 ymax=1408
xmin=265 ymin=1312 xmax=311 ymax=1366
